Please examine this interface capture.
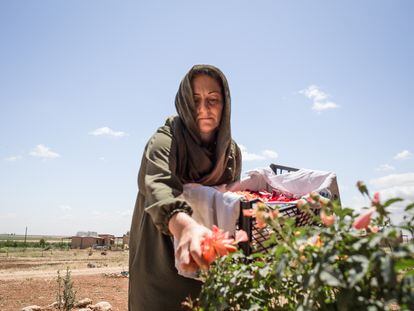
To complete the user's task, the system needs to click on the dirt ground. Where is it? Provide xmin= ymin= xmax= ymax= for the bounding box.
xmin=0 ymin=249 xmax=129 ymax=310
xmin=0 ymin=274 xmax=128 ymax=311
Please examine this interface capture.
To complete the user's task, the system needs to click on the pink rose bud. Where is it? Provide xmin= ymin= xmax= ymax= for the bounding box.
xmin=320 ymin=210 xmax=335 ymax=227
xmin=352 ymin=208 xmax=375 ymax=230
xmin=356 ymin=181 xmax=369 ymax=195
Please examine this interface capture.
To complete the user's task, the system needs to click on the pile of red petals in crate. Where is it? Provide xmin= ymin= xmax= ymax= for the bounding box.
xmin=234 ymin=189 xmax=299 ymax=203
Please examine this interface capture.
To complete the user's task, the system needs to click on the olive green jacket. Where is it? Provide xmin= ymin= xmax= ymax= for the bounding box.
xmin=128 ymin=120 xmax=241 ymax=310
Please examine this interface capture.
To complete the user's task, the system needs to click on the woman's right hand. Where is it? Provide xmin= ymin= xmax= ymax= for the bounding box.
xmin=168 ymin=212 xmax=211 ymax=273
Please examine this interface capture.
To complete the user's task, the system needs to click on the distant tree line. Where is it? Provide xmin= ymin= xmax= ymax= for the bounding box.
xmin=0 ymin=239 xmax=70 ymax=249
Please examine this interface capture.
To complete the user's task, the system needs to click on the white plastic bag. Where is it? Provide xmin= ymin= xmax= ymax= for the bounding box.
xmin=174 ymin=183 xmax=241 ymax=279
xmin=227 ymin=168 xmax=340 ymax=200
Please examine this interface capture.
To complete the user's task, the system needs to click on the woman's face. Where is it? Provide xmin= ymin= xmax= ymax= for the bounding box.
xmin=191 ymin=74 xmax=224 ymax=143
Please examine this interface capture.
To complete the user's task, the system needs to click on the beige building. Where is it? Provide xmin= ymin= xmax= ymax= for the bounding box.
xmin=70 ymin=233 xmax=115 ymax=249
xmin=98 ymin=234 xmax=115 ymax=247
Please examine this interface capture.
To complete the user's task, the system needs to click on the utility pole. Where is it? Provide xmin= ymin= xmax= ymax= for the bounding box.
xmin=24 ymin=226 xmax=27 ymax=246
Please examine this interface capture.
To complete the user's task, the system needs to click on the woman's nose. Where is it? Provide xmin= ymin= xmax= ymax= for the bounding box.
xmin=197 ymin=100 xmax=209 ymax=114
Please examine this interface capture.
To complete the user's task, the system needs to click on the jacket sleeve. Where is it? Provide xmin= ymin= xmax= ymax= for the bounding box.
xmin=142 ymin=130 xmax=192 ymax=235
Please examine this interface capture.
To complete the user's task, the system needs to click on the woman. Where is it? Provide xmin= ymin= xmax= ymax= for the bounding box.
xmin=129 ymin=64 xmax=242 ymax=310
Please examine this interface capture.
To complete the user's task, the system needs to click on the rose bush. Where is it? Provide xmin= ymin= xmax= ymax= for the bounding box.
xmin=185 ymin=182 xmax=414 ymax=310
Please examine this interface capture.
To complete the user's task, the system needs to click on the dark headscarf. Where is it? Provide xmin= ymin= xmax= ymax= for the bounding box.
xmin=166 ymin=64 xmax=238 ymax=186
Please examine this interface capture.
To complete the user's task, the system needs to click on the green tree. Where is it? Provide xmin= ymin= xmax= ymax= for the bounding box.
xmin=39 ymin=238 xmax=46 ymax=248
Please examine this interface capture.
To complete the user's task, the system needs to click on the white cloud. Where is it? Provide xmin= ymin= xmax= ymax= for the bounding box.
xmin=300 ymin=85 xmax=328 ymax=102
xmin=370 ymin=172 xmax=414 ymax=202
xmin=59 ymin=205 xmax=72 ymax=212
xmin=344 ymin=173 xmax=414 ymax=226
xmin=378 ymin=186 xmax=414 ymax=202
xmin=89 ymin=127 xmax=128 ymax=138
xmin=29 ymin=144 xmax=60 ymax=159
xmin=312 ymin=101 xmax=339 ymax=112
xmin=239 ymin=145 xmax=279 ymax=162
xmin=239 ymin=145 xmax=265 ymax=161
xmin=262 ymin=150 xmax=279 ymax=159
xmin=372 ymin=188 xmax=413 ymax=226
xmin=375 ymin=164 xmax=395 ymax=172
xmin=393 ymin=150 xmax=412 ymax=160
xmin=4 ymin=155 xmax=22 ymax=161
xmin=370 ymin=172 xmax=414 ymax=189
xmin=300 ymin=85 xmax=339 ymax=112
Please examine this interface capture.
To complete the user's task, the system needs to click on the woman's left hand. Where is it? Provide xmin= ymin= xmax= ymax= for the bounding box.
xmin=169 ymin=212 xmax=211 ymax=273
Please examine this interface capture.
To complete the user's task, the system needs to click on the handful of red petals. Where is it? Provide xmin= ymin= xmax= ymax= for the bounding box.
xmin=201 ymin=225 xmax=248 ymax=265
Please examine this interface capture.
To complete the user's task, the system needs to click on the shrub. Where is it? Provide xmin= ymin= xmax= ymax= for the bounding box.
xmin=190 ymin=182 xmax=414 ymax=310
xmin=56 ymin=267 xmax=76 ymax=311
xmin=39 ymin=238 xmax=46 ymax=248
xmin=0 ymin=240 xmax=70 ymax=249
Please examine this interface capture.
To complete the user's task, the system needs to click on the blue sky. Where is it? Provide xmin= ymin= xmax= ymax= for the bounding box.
xmin=1 ymin=1 xmax=413 ymax=236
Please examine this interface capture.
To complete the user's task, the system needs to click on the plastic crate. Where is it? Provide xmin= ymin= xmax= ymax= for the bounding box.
xmin=237 ymin=164 xmax=320 ymax=255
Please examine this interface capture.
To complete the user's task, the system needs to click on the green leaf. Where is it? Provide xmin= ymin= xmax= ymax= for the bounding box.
xmin=348 ymin=255 xmax=369 ymax=287
xmin=258 ymin=265 xmax=271 ymax=278
xmin=248 ymin=304 xmax=260 ymax=311
xmin=250 ymin=252 xmax=264 ymax=260
xmin=368 ymin=235 xmax=383 ymax=248
xmin=405 ymin=202 xmax=414 ymax=211
xmin=405 ymin=269 xmax=414 ymax=277
xmin=319 ymin=270 xmax=342 ymax=287
xmin=254 ymin=261 xmax=266 ymax=268
xmin=383 ymin=198 xmax=403 ymax=208
xmin=381 ymin=256 xmax=395 ymax=285
xmin=395 ymin=258 xmax=414 ymax=271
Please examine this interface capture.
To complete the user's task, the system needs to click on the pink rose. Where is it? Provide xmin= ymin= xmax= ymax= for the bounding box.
xmin=352 ymin=208 xmax=375 ymax=230
xmin=320 ymin=210 xmax=335 ymax=227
